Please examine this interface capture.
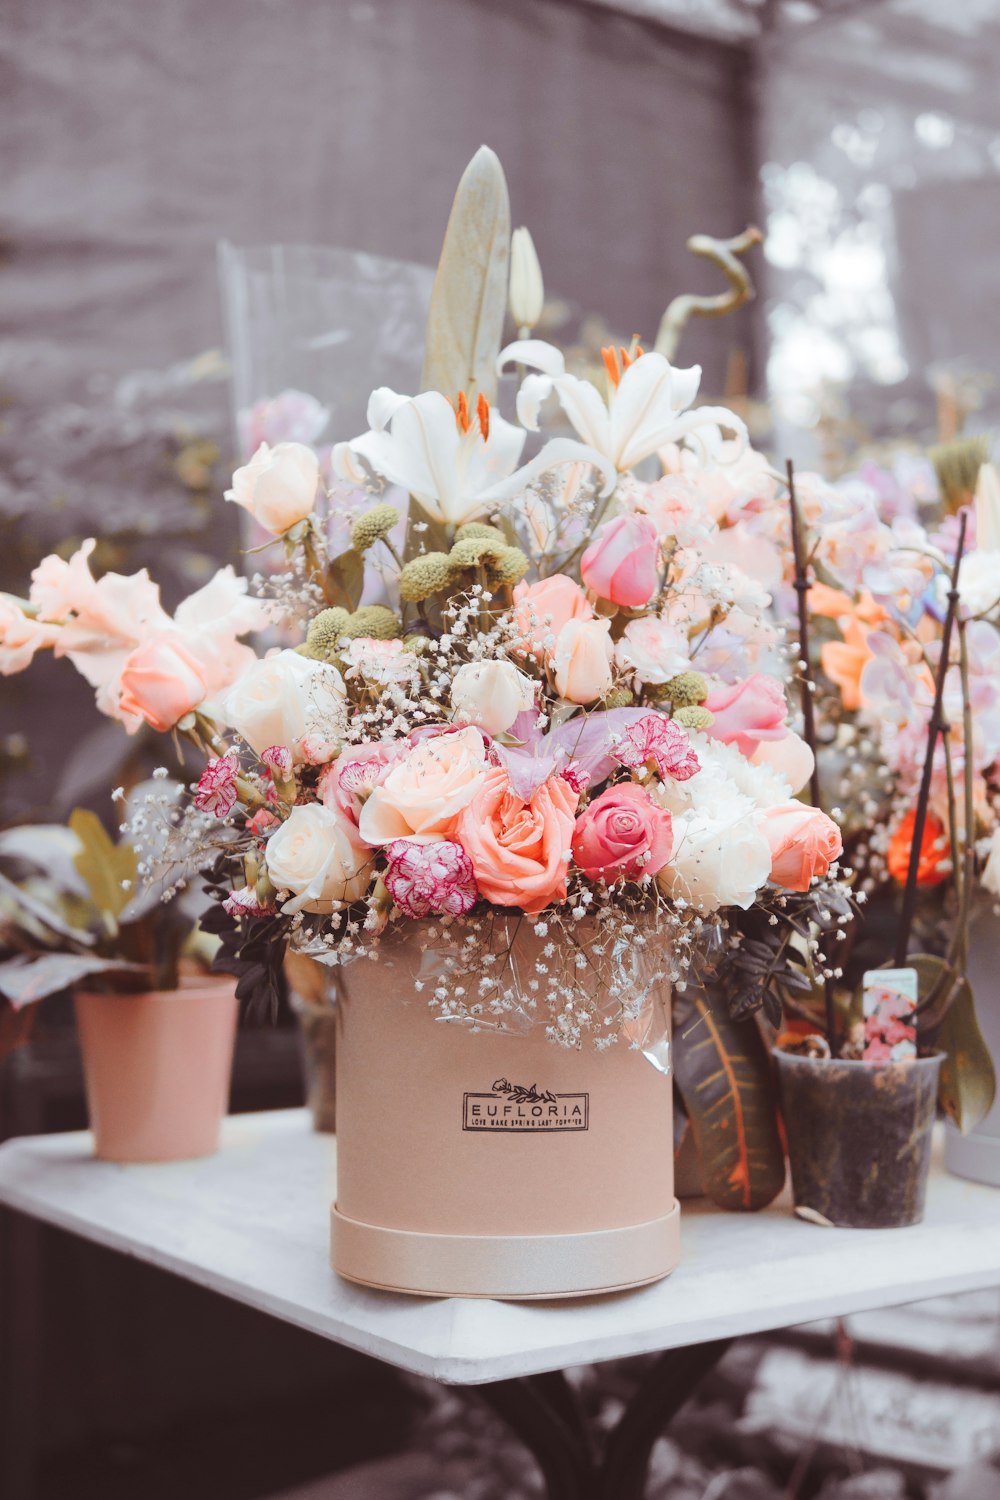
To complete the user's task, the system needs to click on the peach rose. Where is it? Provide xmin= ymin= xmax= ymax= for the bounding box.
xmin=358 ymin=727 xmax=488 ymax=845
xmin=553 ymin=617 xmax=613 ymax=704
xmin=581 ymin=514 xmax=659 ymax=608
xmin=751 ymin=732 xmax=815 ymax=795
xmin=512 ymin=574 xmax=593 ymax=660
xmin=760 ymin=802 xmax=843 ymax=892
xmin=572 ymin=783 xmax=673 ymax=882
xmin=455 ymin=768 xmax=578 ymax=914
xmin=225 ymin=441 xmax=320 ymax=535
xmin=118 ymin=634 xmax=210 ymax=732
xmin=703 ymin=674 xmax=788 ymax=757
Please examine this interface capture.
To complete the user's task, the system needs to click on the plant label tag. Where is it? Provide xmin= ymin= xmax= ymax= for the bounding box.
xmin=862 ymin=968 xmax=917 ymax=1062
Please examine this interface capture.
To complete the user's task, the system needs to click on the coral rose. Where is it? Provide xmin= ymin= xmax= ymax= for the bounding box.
xmin=886 ymin=808 xmax=950 ymax=887
xmin=455 ymin=768 xmax=578 ymax=914
xmin=572 ymin=783 xmax=673 ymax=882
xmin=359 ymin=726 xmax=488 ymax=845
xmin=511 ymin=574 xmax=593 ymax=660
xmin=581 ymin=513 xmax=659 ymax=607
xmin=703 ymin=673 xmax=788 ymax=757
xmin=118 ymin=634 xmax=211 ymax=732
xmin=760 ymin=802 xmax=843 ymax=892
xmin=553 ymin=617 xmax=614 ymax=704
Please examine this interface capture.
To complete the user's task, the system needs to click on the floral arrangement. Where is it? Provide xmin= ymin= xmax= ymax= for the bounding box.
xmin=0 ymin=149 xmax=849 ymax=1060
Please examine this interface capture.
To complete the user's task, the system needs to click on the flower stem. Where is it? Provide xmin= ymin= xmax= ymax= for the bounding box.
xmin=786 ymin=460 xmax=822 ymax=812
xmin=894 ymin=507 xmax=968 ymax=967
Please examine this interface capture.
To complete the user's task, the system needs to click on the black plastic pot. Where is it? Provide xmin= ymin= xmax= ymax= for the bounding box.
xmin=774 ymin=1049 xmax=943 ymax=1228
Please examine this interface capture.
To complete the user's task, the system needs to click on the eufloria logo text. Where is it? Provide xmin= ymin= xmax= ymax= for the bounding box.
xmin=463 ymin=1077 xmax=589 ymax=1132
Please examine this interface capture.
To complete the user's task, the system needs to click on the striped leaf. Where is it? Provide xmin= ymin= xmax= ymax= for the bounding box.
xmin=673 ymin=987 xmax=786 ymax=1212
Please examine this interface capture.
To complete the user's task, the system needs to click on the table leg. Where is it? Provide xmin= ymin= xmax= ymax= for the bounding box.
xmin=0 ymin=1207 xmax=42 ymax=1500
xmin=478 ymin=1338 xmax=732 ymax=1500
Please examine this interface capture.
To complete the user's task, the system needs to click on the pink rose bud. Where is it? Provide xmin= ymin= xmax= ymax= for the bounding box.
xmin=703 ymin=674 xmax=789 ymax=757
xmin=572 ymin=782 xmax=673 ymax=882
xmin=118 ymin=634 xmax=210 ymax=732
xmin=194 ymin=756 xmax=239 ymax=818
xmin=581 ymin=514 xmax=660 ymax=608
xmin=759 ymin=802 xmax=843 ymax=892
xmin=511 ymin=574 xmax=593 ymax=660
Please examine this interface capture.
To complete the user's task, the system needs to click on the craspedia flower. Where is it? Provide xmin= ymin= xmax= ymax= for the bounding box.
xmin=673 ymin=704 xmax=714 ymax=730
xmin=448 ymin=536 xmax=507 ymax=571
xmin=350 ymin=503 xmax=400 ymax=553
xmin=455 ymin=521 xmax=507 ymax=546
xmin=399 ymin=552 xmax=453 ymax=602
xmin=601 ymin=686 xmax=636 ymax=709
xmin=663 ymin=671 xmax=709 ymax=706
xmin=304 ymin=607 xmax=351 ymax=659
xmin=340 ymin=605 xmax=400 ymax=640
xmin=487 ymin=547 xmax=530 ymax=587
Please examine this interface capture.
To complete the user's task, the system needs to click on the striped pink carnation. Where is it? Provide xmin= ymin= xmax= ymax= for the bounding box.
xmin=614 ymin=714 xmax=700 ymax=782
xmin=384 ymin=838 xmax=479 ymax=919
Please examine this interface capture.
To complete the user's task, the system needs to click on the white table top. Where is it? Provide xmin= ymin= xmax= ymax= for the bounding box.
xmin=1 ymin=1109 xmax=999 ymax=1386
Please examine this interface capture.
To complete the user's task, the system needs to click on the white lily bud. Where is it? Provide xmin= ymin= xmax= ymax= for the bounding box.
xmin=509 ymin=227 xmax=544 ymax=334
xmin=975 ymin=460 xmax=1000 ymax=552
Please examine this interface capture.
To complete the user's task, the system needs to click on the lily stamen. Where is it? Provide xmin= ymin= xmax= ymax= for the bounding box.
xmin=476 ymin=392 xmax=490 ymax=441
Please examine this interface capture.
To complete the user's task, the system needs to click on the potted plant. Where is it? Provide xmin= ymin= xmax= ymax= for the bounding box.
xmin=708 ymin=441 xmax=998 ymax=1226
xmin=0 ymin=797 xmax=238 ymax=1162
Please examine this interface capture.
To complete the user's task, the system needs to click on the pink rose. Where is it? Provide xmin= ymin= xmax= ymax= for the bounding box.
xmin=581 ymin=514 xmax=660 ymax=608
xmin=703 ymin=674 xmax=789 ymax=757
xmin=455 ymin=768 xmax=579 ymax=914
xmin=320 ymin=743 xmax=394 ymax=832
xmin=118 ymin=634 xmax=211 ymax=732
xmin=572 ymin=783 xmax=673 ymax=882
xmin=760 ymin=802 xmax=843 ymax=892
xmin=512 ymin=574 xmax=593 ymax=660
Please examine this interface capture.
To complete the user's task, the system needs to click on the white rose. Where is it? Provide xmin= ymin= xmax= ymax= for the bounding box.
xmin=451 ymin=660 xmax=536 ymax=736
xmin=983 ymin=828 xmax=1000 ymax=899
xmin=225 ymin=441 xmax=319 ymax=535
xmin=657 ymin=796 xmax=771 ymax=914
xmin=265 ymin=804 xmax=372 ymax=915
xmin=615 ymin=616 xmax=691 ymax=686
xmin=223 ymin=650 xmax=346 ymax=762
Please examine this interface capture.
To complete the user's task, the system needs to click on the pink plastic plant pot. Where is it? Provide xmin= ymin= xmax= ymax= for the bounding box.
xmin=74 ymin=980 xmax=238 ymax=1163
xmin=330 ymin=927 xmax=680 ymax=1299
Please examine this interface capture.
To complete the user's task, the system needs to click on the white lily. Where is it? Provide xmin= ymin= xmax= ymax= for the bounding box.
xmin=498 ymin=339 xmax=747 ymax=475
xmin=975 ymin=461 xmax=1000 ymax=552
xmin=333 ymin=386 xmax=614 ymax=527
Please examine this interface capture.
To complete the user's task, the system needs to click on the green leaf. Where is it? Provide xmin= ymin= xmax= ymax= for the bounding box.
xmin=325 ymin=549 xmax=365 ymax=611
xmin=420 ymin=145 xmax=511 ymax=406
xmin=68 ymin=809 xmax=138 ymax=933
xmin=936 ymin=977 xmax=997 ymax=1133
xmin=673 ymin=987 xmax=786 ymax=1212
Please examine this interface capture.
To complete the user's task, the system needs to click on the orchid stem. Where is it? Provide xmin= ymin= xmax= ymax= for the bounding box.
xmin=787 ymin=459 xmax=835 ymax=1052
xmin=786 ymin=461 xmax=822 ymax=812
xmin=894 ymin=508 xmax=968 ymax=968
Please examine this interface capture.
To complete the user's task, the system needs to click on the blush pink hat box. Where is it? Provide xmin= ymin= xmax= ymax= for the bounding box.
xmin=331 ymin=926 xmax=679 ymax=1300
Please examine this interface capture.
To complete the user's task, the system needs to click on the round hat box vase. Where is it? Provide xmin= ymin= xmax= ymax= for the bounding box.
xmin=74 ymin=979 xmax=239 ymax=1163
xmin=330 ymin=927 xmax=680 ymax=1299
